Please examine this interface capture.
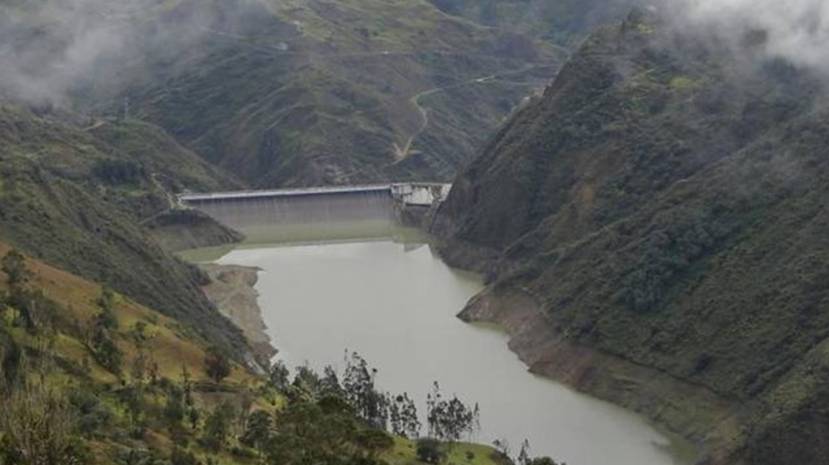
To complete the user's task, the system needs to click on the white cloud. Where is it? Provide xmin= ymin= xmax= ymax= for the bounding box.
xmin=673 ymin=0 xmax=829 ymax=71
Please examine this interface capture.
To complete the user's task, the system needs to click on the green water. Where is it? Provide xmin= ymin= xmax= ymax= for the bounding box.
xmin=186 ymin=219 xmax=693 ymax=465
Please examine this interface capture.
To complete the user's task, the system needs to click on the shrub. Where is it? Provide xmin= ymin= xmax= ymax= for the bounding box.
xmin=416 ymin=438 xmax=445 ymax=464
xmin=204 ymin=346 xmax=231 ymax=384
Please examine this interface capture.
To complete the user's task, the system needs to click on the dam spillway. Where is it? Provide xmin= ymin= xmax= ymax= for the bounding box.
xmin=178 ymin=183 xmax=451 ymax=243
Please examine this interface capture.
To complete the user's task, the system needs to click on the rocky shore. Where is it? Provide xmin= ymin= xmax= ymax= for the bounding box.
xmin=199 ymin=263 xmax=276 ymax=364
xmin=456 ymin=285 xmax=743 ymax=464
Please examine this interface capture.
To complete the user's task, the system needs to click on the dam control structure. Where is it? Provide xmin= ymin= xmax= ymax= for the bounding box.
xmin=177 ymin=183 xmax=451 ymax=242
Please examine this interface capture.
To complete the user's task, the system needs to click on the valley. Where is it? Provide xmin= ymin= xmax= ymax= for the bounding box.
xmin=2 ymin=1 xmax=829 ymax=465
xmin=201 ymin=228 xmax=691 ymax=465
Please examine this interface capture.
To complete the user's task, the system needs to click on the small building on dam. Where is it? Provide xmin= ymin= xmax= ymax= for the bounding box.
xmin=177 ymin=183 xmax=451 ymax=242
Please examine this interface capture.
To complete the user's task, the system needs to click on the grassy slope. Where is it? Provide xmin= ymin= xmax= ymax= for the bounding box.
xmin=0 ymin=104 xmax=250 ymax=360
xmin=0 ymin=242 xmax=504 ymax=465
xmin=0 ymin=242 xmax=256 ymax=385
xmin=74 ymin=0 xmax=563 ymax=187
xmin=0 ymin=241 xmax=264 ymax=464
xmin=435 ymin=11 xmax=829 ymax=465
xmin=427 ymin=0 xmax=641 ymax=46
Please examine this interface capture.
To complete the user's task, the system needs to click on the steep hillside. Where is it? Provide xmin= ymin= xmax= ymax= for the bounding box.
xmin=0 ymin=244 xmax=507 ymax=465
xmin=120 ymin=0 xmax=562 ymax=186
xmin=428 ymin=0 xmax=641 ymax=46
xmin=2 ymin=0 xmax=561 ymax=187
xmin=434 ymin=10 xmax=829 ymax=465
xmin=0 ymin=104 xmax=251 ymax=360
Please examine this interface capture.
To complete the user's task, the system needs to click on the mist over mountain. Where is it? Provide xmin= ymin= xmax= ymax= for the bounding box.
xmin=0 ymin=0 xmax=567 ymax=187
xmin=434 ymin=7 xmax=829 ymax=465
xmin=0 ymin=0 xmax=231 ymax=105
xmin=675 ymin=0 xmax=829 ymax=72
xmin=3 ymin=1 xmax=829 ymax=464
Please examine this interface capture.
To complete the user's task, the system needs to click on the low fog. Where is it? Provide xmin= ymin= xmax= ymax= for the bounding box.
xmin=674 ymin=0 xmax=829 ymax=72
xmin=0 ymin=0 xmax=262 ymax=106
xmin=1 ymin=0 xmax=828 ymax=107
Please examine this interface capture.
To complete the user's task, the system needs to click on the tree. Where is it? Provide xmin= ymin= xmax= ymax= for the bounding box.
xmin=320 ymin=365 xmax=344 ymax=397
xmin=492 ymin=438 xmax=511 ymax=459
xmin=267 ymin=360 xmax=290 ymax=392
xmin=90 ymin=326 xmax=123 ymax=374
xmin=170 ymin=447 xmax=199 ymax=465
xmin=240 ymin=410 xmax=273 ymax=450
xmin=130 ymin=349 xmax=148 ymax=383
xmin=1 ymin=337 xmax=23 ymax=388
xmin=354 ymin=429 xmax=394 ymax=459
xmin=163 ymin=387 xmax=186 ymax=432
xmin=262 ymin=396 xmax=391 ymax=465
xmin=96 ymin=287 xmax=118 ymax=330
xmin=69 ymin=388 xmax=112 ymax=438
xmin=291 ymin=363 xmax=321 ymax=396
xmin=181 ymin=365 xmax=201 ymax=430
xmin=389 ymin=392 xmax=420 ymax=439
xmin=204 ymin=346 xmax=231 ymax=384
xmin=0 ymin=374 xmax=88 ymax=465
xmin=121 ymin=385 xmax=146 ymax=438
xmin=416 ymin=438 xmax=445 ymax=464
xmin=426 ymin=382 xmax=479 ymax=443
xmin=1 ymin=250 xmax=31 ymax=288
xmin=518 ymin=439 xmax=531 ymax=465
xmin=528 ymin=458 xmax=560 ymax=465
xmin=343 ymin=352 xmax=387 ymax=429
xmin=203 ymin=402 xmax=236 ymax=451
xmin=1 ymin=250 xmax=39 ymax=332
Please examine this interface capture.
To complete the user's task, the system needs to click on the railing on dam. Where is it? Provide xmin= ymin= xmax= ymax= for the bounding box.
xmin=176 ymin=183 xmax=451 ymax=243
xmin=178 ymin=183 xmax=452 ymax=208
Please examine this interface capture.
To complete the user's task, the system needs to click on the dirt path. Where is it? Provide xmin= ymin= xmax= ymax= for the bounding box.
xmin=197 ymin=26 xmax=563 ymax=162
xmin=393 ymin=64 xmax=554 ymax=161
xmin=83 ymin=119 xmax=107 ymax=131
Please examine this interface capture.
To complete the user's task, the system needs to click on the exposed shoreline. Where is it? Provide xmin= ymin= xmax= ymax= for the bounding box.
xmin=199 ymin=263 xmax=277 ymax=364
xmin=456 ymin=285 xmax=741 ymax=464
xmin=427 ymin=206 xmax=734 ymax=462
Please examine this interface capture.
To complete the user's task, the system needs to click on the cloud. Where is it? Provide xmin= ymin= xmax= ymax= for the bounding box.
xmin=668 ymin=0 xmax=829 ymax=72
xmin=0 ymin=1 xmax=133 ymax=104
xmin=0 ymin=0 xmax=237 ymax=106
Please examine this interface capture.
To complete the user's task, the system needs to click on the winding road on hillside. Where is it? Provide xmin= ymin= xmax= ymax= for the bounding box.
xmin=393 ymin=63 xmax=556 ymax=161
xmin=193 ymin=25 xmax=563 ymax=165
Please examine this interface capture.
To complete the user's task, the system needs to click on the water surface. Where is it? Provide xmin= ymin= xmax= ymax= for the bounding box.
xmin=216 ymin=237 xmax=687 ymax=465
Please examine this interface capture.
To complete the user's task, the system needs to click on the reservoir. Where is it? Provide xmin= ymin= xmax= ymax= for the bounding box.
xmin=203 ymin=225 xmax=688 ymax=465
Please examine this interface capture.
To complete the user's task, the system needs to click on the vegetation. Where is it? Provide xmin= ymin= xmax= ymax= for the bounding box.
xmin=0 ymin=362 xmax=90 ymax=465
xmin=435 ymin=9 xmax=829 ymax=465
xmin=428 ymin=0 xmax=641 ymax=46
xmin=4 ymin=0 xmax=562 ymax=187
xmin=425 ymin=382 xmax=479 ymax=443
xmin=204 ymin=346 xmax=232 ymax=384
xmin=0 ymin=246 xmax=507 ymax=465
xmin=0 ymin=104 xmax=248 ymax=362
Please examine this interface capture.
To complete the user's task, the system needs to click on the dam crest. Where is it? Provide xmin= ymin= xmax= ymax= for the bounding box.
xmin=177 ymin=182 xmax=451 ymax=243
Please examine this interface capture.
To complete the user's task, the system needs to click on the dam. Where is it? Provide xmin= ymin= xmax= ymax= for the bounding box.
xmin=179 ymin=180 xmax=690 ymax=465
xmin=178 ymin=182 xmax=451 ymax=243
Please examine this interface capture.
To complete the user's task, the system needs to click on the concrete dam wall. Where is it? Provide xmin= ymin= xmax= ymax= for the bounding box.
xmin=178 ymin=183 xmax=450 ymax=243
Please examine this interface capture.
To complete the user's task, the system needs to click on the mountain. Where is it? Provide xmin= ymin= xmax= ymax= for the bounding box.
xmin=0 ymin=243 xmax=509 ymax=465
xmin=428 ymin=0 xmax=641 ymax=46
xmin=434 ymin=10 xmax=829 ymax=465
xmin=1 ymin=0 xmax=562 ymax=187
xmin=0 ymin=104 xmax=251 ymax=361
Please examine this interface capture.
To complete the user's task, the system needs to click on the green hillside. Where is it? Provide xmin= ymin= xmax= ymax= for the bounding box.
xmin=35 ymin=0 xmax=562 ymax=187
xmin=427 ymin=0 xmax=641 ymax=46
xmin=0 ymin=244 xmax=507 ymax=465
xmin=434 ymin=10 xmax=829 ymax=465
xmin=0 ymin=104 xmax=250 ymax=361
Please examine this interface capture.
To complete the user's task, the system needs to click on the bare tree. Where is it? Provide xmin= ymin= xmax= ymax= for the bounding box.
xmin=0 ymin=369 xmax=85 ymax=464
xmin=426 ymin=382 xmax=479 ymax=443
